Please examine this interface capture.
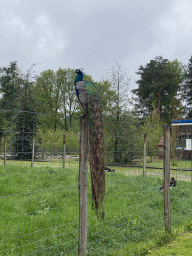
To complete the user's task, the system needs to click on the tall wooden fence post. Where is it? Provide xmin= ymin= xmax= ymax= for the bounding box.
xmin=62 ymin=135 xmax=66 ymax=168
xmin=143 ymin=134 xmax=147 ymax=176
xmin=164 ymin=125 xmax=171 ymax=233
xmin=31 ymin=134 xmax=35 ymax=167
xmin=4 ymin=135 xmax=6 ymax=165
xmin=191 ymin=161 xmax=192 ymax=183
xmin=78 ymin=114 xmax=88 ymax=256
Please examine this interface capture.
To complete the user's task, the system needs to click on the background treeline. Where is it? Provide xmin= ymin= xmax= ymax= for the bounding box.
xmin=0 ymin=56 xmax=192 ymax=163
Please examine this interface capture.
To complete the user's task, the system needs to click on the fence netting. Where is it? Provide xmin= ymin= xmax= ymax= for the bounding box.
xmin=0 ymin=110 xmax=192 ymax=255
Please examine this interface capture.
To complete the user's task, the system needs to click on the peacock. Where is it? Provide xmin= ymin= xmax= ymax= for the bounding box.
xmin=74 ymin=69 xmax=105 ymax=218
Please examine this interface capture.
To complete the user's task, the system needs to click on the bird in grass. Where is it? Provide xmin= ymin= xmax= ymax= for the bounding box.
xmin=74 ymin=69 xmax=105 ymax=218
xmin=159 ymin=177 xmax=177 ymax=192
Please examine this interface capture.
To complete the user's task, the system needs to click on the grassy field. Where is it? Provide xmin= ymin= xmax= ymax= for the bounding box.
xmin=146 ymin=232 xmax=192 ymax=255
xmin=0 ymin=161 xmax=192 ymax=255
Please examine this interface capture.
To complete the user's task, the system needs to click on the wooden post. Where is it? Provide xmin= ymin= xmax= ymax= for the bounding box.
xmin=191 ymin=161 xmax=192 ymax=183
xmin=42 ymin=148 xmax=45 ymax=160
xmin=143 ymin=134 xmax=147 ymax=176
xmin=150 ymin=148 xmax=152 ymax=162
xmin=62 ymin=135 xmax=66 ymax=168
xmin=31 ymin=134 xmax=35 ymax=167
xmin=4 ymin=135 xmax=6 ymax=165
xmin=164 ymin=126 xmax=171 ymax=233
xmin=42 ymin=132 xmax=44 ymax=160
xmin=78 ymin=115 xmax=88 ymax=256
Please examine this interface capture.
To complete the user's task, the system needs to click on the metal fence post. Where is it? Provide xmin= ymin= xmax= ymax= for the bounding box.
xmin=143 ymin=134 xmax=147 ymax=176
xmin=78 ymin=114 xmax=88 ymax=256
xmin=163 ymin=125 xmax=171 ymax=233
xmin=62 ymin=135 xmax=66 ymax=168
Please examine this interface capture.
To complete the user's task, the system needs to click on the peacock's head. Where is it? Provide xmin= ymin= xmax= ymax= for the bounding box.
xmin=74 ymin=69 xmax=83 ymax=85
xmin=75 ymin=69 xmax=82 ymax=74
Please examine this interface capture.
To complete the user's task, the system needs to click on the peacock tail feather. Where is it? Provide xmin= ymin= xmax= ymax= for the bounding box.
xmin=75 ymin=79 xmax=105 ymax=218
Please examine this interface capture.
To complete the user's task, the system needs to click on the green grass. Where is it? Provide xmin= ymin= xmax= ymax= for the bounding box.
xmin=0 ymin=157 xmax=79 ymax=169
xmin=146 ymin=232 xmax=192 ymax=255
xmin=111 ymin=158 xmax=192 ymax=180
xmin=1 ymin=163 xmax=192 ymax=255
xmin=146 ymin=159 xmax=192 ymax=170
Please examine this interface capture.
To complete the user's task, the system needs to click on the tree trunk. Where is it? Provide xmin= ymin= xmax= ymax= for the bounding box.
xmin=64 ymin=110 xmax=68 ymax=131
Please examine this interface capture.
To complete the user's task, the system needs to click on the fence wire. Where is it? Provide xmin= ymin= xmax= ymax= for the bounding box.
xmin=0 ymin=110 xmax=192 ymax=255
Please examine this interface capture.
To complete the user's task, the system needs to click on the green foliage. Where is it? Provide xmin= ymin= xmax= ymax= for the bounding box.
xmin=36 ymin=128 xmax=79 ymax=153
xmin=133 ymin=56 xmax=186 ymax=124
xmin=12 ymin=71 xmax=38 ymax=159
xmin=105 ymin=61 xmax=132 ymax=163
xmin=0 ymin=61 xmax=21 ymax=111
xmin=56 ymin=68 xmax=78 ymax=130
xmin=0 ymin=62 xmax=21 ymax=136
xmin=34 ymin=69 xmax=62 ymax=131
xmin=104 ymin=110 xmax=141 ymax=164
xmin=13 ymin=110 xmax=38 ymax=159
xmin=95 ymin=80 xmax=118 ymax=114
xmin=184 ymin=56 xmax=192 ymax=117
xmin=34 ymin=68 xmax=96 ymax=131
xmin=143 ymin=111 xmax=163 ymax=159
xmin=0 ymin=62 xmax=38 ymax=158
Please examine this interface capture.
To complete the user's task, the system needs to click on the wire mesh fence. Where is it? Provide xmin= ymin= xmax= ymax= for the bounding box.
xmin=0 ymin=110 xmax=192 ymax=255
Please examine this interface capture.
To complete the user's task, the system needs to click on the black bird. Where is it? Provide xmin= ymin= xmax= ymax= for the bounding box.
xmin=105 ymin=166 xmax=115 ymax=172
xmin=159 ymin=177 xmax=177 ymax=192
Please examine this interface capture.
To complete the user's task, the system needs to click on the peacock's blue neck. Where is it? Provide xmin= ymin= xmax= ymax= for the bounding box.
xmin=74 ymin=72 xmax=83 ymax=85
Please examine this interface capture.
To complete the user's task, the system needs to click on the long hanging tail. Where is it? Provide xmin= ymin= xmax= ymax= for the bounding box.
xmin=85 ymin=82 xmax=105 ymax=218
xmin=75 ymin=80 xmax=105 ymax=217
xmin=88 ymin=97 xmax=105 ymax=218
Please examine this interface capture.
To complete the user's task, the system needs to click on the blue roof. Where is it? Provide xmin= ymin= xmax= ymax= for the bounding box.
xmin=172 ymin=119 xmax=192 ymax=124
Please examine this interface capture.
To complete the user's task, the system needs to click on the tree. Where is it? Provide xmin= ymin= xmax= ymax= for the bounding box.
xmin=107 ymin=61 xmax=131 ymax=162
xmin=163 ymin=60 xmax=186 ymax=120
xmin=0 ymin=61 xmax=21 ymax=135
xmin=35 ymin=68 xmax=82 ymax=131
xmin=56 ymin=68 xmax=78 ymax=130
xmin=104 ymin=109 xmax=141 ymax=164
xmin=36 ymin=128 xmax=79 ymax=157
xmin=142 ymin=111 xmax=163 ymax=161
xmin=13 ymin=70 xmax=38 ymax=159
xmin=184 ymin=56 xmax=192 ymax=117
xmin=34 ymin=69 xmax=62 ymax=131
xmin=94 ymin=80 xmax=117 ymax=115
xmin=133 ymin=56 xmax=185 ymax=124
xmin=108 ymin=60 xmax=131 ymax=112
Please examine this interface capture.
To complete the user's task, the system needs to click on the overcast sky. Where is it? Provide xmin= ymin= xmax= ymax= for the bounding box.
xmin=1 ymin=0 xmax=192 ymax=90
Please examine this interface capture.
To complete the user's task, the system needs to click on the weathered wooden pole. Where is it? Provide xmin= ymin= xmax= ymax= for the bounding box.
xmin=4 ymin=135 xmax=6 ymax=165
xmin=191 ymin=161 xmax=192 ymax=183
xmin=78 ymin=114 xmax=88 ymax=256
xmin=62 ymin=135 xmax=66 ymax=168
xmin=164 ymin=125 xmax=171 ymax=233
xmin=143 ymin=134 xmax=147 ymax=176
xmin=31 ymin=134 xmax=35 ymax=167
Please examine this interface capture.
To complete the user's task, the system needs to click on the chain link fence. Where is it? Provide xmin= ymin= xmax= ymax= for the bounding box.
xmin=1 ymin=110 xmax=192 ymax=255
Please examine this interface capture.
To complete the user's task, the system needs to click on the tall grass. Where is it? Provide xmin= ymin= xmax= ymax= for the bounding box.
xmin=0 ymin=164 xmax=192 ymax=255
